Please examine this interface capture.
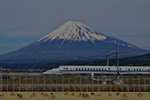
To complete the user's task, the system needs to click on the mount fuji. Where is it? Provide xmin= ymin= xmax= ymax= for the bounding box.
xmin=0 ymin=21 xmax=149 ymax=66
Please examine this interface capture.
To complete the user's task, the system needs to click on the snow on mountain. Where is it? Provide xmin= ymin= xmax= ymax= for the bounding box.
xmin=37 ymin=21 xmax=107 ymax=43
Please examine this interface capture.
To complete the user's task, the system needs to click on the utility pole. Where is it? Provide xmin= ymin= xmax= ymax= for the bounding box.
xmin=106 ymin=41 xmax=120 ymax=84
xmin=115 ymin=42 xmax=120 ymax=83
xmin=106 ymin=48 xmax=109 ymax=66
xmin=116 ymin=43 xmax=119 ymax=75
xmin=0 ymin=63 xmax=3 ymax=100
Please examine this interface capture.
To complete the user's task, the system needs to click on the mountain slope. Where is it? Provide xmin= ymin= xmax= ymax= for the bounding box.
xmin=0 ymin=21 xmax=149 ymax=64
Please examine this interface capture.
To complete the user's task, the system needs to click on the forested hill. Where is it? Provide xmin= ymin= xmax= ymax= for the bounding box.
xmin=81 ymin=53 xmax=150 ymax=66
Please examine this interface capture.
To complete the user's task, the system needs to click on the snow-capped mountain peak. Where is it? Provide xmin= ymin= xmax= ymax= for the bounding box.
xmin=0 ymin=21 xmax=149 ymax=66
xmin=37 ymin=21 xmax=107 ymax=43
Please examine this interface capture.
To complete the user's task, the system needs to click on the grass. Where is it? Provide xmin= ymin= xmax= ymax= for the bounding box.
xmin=2 ymin=92 xmax=150 ymax=100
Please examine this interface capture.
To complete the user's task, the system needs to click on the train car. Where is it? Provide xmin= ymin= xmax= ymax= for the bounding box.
xmin=43 ymin=65 xmax=150 ymax=75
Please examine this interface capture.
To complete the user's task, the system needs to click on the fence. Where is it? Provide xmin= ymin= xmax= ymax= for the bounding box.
xmin=1 ymin=72 xmax=150 ymax=92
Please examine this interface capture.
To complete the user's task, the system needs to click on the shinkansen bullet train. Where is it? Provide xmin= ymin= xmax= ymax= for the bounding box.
xmin=43 ymin=65 xmax=150 ymax=75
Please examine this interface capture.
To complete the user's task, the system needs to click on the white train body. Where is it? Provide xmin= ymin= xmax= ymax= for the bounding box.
xmin=43 ymin=65 xmax=150 ymax=75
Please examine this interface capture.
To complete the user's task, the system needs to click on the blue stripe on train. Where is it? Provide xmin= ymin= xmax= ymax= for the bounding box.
xmin=60 ymin=70 xmax=150 ymax=73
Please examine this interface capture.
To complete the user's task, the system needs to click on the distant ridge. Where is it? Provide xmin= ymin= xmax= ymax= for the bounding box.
xmin=2 ymin=53 xmax=150 ymax=71
xmin=0 ymin=21 xmax=149 ymax=69
xmin=82 ymin=53 xmax=150 ymax=66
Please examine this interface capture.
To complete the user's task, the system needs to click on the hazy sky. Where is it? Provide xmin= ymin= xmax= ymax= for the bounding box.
xmin=0 ymin=0 xmax=150 ymax=55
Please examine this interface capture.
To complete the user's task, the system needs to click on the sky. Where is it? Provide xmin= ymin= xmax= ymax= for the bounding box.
xmin=0 ymin=0 xmax=150 ymax=55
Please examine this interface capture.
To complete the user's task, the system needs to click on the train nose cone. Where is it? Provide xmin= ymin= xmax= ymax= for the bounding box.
xmin=43 ymin=71 xmax=49 ymax=75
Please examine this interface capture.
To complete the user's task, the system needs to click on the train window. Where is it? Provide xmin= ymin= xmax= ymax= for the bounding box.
xmin=90 ymin=68 xmax=92 ymax=70
xmin=102 ymin=69 xmax=103 ymax=71
xmin=105 ymin=69 xmax=106 ymax=71
xmin=99 ymin=68 xmax=101 ymax=70
xmin=120 ymin=68 xmax=121 ymax=70
xmin=63 ymin=68 xmax=65 ymax=70
xmin=108 ymin=68 xmax=110 ymax=70
xmin=66 ymin=68 xmax=68 ymax=70
xmin=137 ymin=69 xmax=138 ymax=71
xmin=139 ymin=69 xmax=141 ymax=71
xmin=148 ymin=69 xmax=149 ymax=71
xmin=76 ymin=68 xmax=78 ymax=70
xmin=128 ymin=69 xmax=130 ymax=71
xmin=134 ymin=69 xmax=135 ymax=71
xmin=93 ymin=68 xmax=95 ymax=70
